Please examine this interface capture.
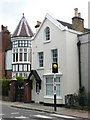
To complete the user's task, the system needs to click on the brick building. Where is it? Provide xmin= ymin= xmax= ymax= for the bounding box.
xmin=0 ymin=25 xmax=11 ymax=79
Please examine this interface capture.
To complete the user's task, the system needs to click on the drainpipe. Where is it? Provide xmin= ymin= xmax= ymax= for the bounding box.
xmin=77 ymin=41 xmax=82 ymax=89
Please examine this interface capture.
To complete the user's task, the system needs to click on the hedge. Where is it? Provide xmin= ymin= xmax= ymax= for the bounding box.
xmin=2 ymin=79 xmax=11 ymax=96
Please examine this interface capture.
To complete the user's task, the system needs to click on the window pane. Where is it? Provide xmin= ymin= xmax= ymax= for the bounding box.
xmin=24 ymin=49 xmax=27 ymax=52
xmin=52 ymin=49 xmax=58 ymax=63
xmin=46 ymin=77 xmax=53 ymax=96
xmin=20 ymin=53 xmax=22 ymax=61
xmin=13 ymin=65 xmax=16 ymax=72
xmin=19 ymin=65 xmax=22 ymax=71
xmin=38 ymin=52 xmax=43 ymax=67
xmin=13 ymin=53 xmax=15 ymax=62
xmin=16 ymin=65 xmax=18 ymax=71
xmin=19 ymin=73 xmax=22 ymax=76
xmin=45 ymin=27 xmax=50 ymax=40
xmin=28 ymin=53 xmax=30 ymax=61
xmin=56 ymin=84 xmax=60 ymax=96
xmin=20 ymin=48 xmax=22 ymax=52
xmin=24 ymin=65 xmax=27 ymax=71
xmin=46 ymin=84 xmax=53 ymax=95
xmin=24 ymin=53 xmax=27 ymax=61
xmin=28 ymin=64 xmax=30 ymax=71
xmin=16 ymin=53 xmax=18 ymax=62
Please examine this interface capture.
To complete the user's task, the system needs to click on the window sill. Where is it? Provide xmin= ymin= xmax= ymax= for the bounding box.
xmin=37 ymin=67 xmax=44 ymax=70
xmin=43 ymin=40 xmax=51 ymax=44
xmin=44 ymin=95 xmax=62 ymax=100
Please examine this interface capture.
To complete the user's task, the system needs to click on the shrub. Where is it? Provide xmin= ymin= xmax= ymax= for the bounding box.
xmin=16 ymin=76 xmax=24 ymax=87
xmin=78 ymin=86 xmax=88 ymax=109
xmin=2 ymin=79 xmax=11 ymax=96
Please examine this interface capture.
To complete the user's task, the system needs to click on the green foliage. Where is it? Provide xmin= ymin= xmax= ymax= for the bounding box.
xmin=78 ymin=86 xmax=87 ymax=108
xmin=2 ymin=79 xmax=11 ymax=96
xmin=16 ymin=76 xmax=24 ymax=87
xmin=78 ymin=86 xmax=86 ymax=97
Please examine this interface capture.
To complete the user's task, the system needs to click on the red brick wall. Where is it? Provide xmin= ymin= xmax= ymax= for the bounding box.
xmin=0 ymin=25 xmax=10 ymax=79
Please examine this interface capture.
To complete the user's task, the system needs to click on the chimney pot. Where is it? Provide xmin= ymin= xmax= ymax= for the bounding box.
xmin=78 ymin=13 xmax=81 ymax=18
xmin=35 ymin=21 xmax=41 ymax=28
xmin=37 ymin=21 xmax=41 ymax=26
xmin=74 ymin=8 xmax=78 ymax=17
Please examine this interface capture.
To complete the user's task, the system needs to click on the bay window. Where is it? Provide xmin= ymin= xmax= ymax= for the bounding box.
xmin=45 ymin=76 xmax=61 ymax=97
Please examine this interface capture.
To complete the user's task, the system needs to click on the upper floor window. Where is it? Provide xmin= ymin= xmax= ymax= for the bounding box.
xmin=12 ymin=40 xmax=31 ymax=48
xmin=18 ymin=40 xmax=31 ymax=47
xmin=38 ymin=52 xmax=43 ymax=67
xmin=13 ymin=41 xmax=18 ymax=48
xmin=52 ymin=49 xmax=58 ymax=63
xmin=45 ymin=27 xmax=50 ymax=41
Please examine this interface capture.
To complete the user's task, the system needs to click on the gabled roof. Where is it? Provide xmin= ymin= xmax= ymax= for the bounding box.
xmin=12 ymin=14 xmax=33 ymax=37
xmin=33 ymin=13 xmax=90 ymax=40
xmin=28 ymin=70 xmax=41 ymax=82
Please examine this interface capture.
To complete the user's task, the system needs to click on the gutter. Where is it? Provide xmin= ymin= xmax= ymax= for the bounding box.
xmin=77 ymin=41 xmax=81 ymax=89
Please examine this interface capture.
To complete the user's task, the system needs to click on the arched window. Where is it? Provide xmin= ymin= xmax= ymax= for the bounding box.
xmin=45 ymin=27 xmax=50 ymax=41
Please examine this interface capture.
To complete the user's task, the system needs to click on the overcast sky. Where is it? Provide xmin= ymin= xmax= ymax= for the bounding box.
xmin=0 ymin=0 xmax=89 ymax=34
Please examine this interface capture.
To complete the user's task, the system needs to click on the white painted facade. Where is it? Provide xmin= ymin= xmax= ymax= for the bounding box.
xmin=5 ymin=50 xmax=12 ymax=70
xmin=32 ymin=14 xmax=80 ymax=104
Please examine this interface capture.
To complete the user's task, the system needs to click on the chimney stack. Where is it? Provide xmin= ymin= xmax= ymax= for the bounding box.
xmin=72 ymin=8 xmax=84 ymax=32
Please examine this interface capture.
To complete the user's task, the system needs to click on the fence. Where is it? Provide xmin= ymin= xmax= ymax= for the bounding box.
xmin=65 ymin=94 xmax=88 ymax=109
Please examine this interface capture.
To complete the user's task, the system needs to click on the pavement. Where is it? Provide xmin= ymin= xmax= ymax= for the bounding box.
xmin=1 ymin=100 xmax=90 ymax=119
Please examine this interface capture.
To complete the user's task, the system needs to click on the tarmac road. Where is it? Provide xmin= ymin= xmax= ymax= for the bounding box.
xmin=1 ymin=104 xmax=82 ymax=120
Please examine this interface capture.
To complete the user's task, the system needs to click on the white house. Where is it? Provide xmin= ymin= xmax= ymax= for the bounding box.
xmin=30 ymin=8 xmax=90 ymax=105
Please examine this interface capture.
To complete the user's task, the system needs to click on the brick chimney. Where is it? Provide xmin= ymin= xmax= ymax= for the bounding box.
xmin=0 ymin=25 xmax=10 ymax=79
xmin=72 ymin=8 xmax=84 ymax=32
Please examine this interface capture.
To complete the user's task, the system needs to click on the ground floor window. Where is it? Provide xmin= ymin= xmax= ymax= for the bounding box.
xmin=45 ymin=76 xmax=61 ymax=97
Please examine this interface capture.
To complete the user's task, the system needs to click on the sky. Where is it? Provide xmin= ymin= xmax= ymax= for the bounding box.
xmin=0 ymin=0 xmax=90 ymax=34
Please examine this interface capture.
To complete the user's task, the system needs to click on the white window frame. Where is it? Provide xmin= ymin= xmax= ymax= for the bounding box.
xmin=44 ymin=26 xmax=51 ymax=44
xmin=43 ymin=74 xmax=62 ymax=99
xmin=38 ymin=52 xmax=44 ymax=68
xmin=51 ymin=49 xmax=58 ymax=64
xmin=45 ymin=27 xmax=50 ymax=41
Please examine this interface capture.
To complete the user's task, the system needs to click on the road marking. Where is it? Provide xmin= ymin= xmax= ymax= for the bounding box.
xmin=15 ymin=115 xmax=29 ymax=119
xmin=11 ymin=112 xmax=19 ymax=115
xmin=51 ymin=114 xmax=77 ymax=119
xmin=34 ymin=114 xmax=52 ymax=119
xmin=0 ymin=114 xmax=5 ymax=116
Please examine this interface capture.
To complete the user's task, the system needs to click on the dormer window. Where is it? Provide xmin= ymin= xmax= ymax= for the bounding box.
xmin=45 ymin=27 xmax=50 ymax=41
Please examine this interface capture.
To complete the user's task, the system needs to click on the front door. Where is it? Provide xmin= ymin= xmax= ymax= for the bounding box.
xmin=35 ymin=81 xmax=40 ymax=103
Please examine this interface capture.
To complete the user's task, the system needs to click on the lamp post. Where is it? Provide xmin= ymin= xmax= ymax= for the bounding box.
xmin=54 ymin=73 xmax=56 ymax=111
xmin=52 ymin=63 xmax=58 ymax=111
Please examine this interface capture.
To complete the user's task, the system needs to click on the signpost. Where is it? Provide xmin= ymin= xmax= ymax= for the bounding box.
xmin=52 ymin=63 xmax=58 ymax=111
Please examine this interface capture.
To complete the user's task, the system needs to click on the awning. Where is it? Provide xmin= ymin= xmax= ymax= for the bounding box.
xmin=28 ymin=70 xmax=41 ymax=82
xmin=28 ymin=70 xmax=41 ymax=90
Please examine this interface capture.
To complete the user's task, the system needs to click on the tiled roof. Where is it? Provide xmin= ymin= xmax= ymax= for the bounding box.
xmin=57 ymin=20 xmax=90 ymax=33
xmin=12 ymin=14 xmax=33 ymax=37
